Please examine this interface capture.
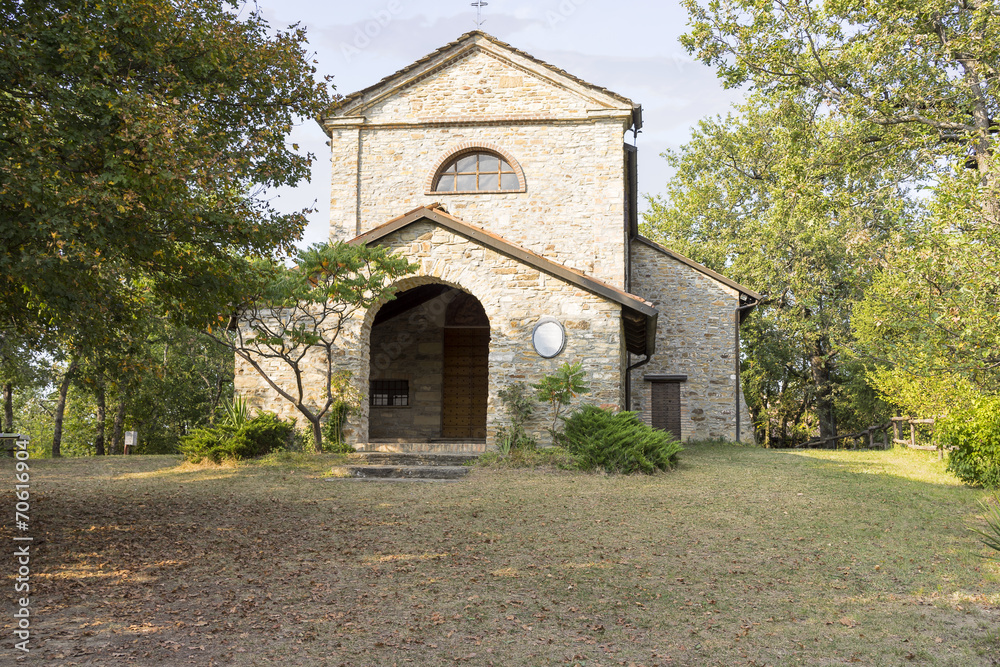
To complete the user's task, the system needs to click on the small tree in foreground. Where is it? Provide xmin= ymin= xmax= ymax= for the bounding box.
xmin=533 ymin=362 xmax=589 ymax=437
xmin=207 ymin=243 xmax=415 ymax=452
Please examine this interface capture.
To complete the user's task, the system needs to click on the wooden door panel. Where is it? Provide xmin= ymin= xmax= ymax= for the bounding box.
xmin=442 ymin=328 xmax=489 ymax=439
xmin=651 ymin=382 xmax=682 ymax=441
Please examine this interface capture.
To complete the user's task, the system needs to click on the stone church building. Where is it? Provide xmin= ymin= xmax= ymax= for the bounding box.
xmin=236 ymin=31 xmax=761 ymax=450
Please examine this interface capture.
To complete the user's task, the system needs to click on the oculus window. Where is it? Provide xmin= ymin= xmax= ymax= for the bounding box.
xmin=434 ymin=152 xmax=520 ymax=192
xmin=532 ymin=319 xmax=566 ymax=358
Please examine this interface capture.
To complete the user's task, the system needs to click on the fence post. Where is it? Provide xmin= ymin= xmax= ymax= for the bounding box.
xmin=910 ymin=421 xmax=916 ymax=448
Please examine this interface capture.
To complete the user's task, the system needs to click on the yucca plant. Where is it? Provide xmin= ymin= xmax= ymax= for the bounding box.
xmin=971 ymin=493 xmax=1000 ymax=556
xmin=221 ymin=394 xmax=252 ymax=430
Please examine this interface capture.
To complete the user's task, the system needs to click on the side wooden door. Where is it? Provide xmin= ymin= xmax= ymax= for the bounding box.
xmin=441 ymin=328 xmax=489 ymax=439
xmin=651 ymin=381 xmax=682 ymax=441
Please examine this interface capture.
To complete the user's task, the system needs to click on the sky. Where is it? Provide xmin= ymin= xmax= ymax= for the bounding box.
xmin=253 ymin=0 xmax=747 ymax=248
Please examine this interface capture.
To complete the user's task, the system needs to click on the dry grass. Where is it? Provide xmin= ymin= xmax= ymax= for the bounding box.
xmin=2 ymin=443 xmax=999 ymax=666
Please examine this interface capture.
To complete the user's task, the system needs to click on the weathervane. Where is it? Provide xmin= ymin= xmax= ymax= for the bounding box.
xmin=471 ymin=0 xmax=488 ymax=28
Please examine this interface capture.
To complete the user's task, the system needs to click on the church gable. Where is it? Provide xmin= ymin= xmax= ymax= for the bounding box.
xmin=328 ymin=31 xmax=635 ymax=125
xmin=361 ymin=49 xmax=597 ymax=122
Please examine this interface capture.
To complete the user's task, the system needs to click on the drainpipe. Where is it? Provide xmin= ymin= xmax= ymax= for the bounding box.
xmin=624 ymin=354 xmax=651 ymax=412
xmin=735 ymin=297 xmax=763 ymax=443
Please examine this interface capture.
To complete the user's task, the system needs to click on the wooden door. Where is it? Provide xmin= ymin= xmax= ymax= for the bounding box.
xmin=442 ymin=328 xmax=489 ymax=439
xmin=651 ymin=381 xmax=682 ymax=441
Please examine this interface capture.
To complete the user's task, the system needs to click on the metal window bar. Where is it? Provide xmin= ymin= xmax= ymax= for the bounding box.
xmin=370 ymin=380 xmax=409 ymax=407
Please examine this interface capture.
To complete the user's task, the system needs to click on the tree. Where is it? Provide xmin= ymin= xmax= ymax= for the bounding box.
xmin=645 ymin=94 xmax=918 ymax=442
xmin=0 ymin=0 xmax=331 ymax=347
xmin=533 ymin=361 xmax=590 ymax=435
xmin=679 ymin=0 xmax=1000 ymax=423
xmin=209 ymin=243 xmax=415 ymax=452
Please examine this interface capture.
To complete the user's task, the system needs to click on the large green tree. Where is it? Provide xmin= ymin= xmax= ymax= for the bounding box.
xmin=645 ymin=95 xmax=919 ymax=443
xmin=680 ymin=0 xmax=1000 ymax=419
xmin=0 ymin=0 xmax=330 ymax=346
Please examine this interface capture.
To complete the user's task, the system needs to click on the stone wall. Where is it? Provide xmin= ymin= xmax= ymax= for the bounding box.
xmin=356 ymin=221 xmax=623 ymax=447
xmin=328 ymin=48 xmax=632 ymax=290
xmin=629 ymin=241 xmax=755 ymax=442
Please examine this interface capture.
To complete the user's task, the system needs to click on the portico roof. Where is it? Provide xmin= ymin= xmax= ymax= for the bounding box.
xmin=350 ymin=205 xmax=658 ymax=356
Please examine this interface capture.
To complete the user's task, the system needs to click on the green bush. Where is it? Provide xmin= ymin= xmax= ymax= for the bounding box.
xmin=495 ymin=382 xmax=536 ymax=455
xmin=322 ymin=400 xmax=355 ymax=454
xmin=560 ymin=405 xmax=682 ymax=474
xmin=180 ymin=412 xmax=297 ymax=463
xmin=474 ymin=446 xmax=579 ymax=470
xmin=940 ymin=395 xmax=1000 ymax=487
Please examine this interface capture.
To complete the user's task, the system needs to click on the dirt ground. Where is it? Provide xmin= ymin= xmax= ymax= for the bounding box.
xmin=2 ymin=445 xmax=999 ymax=666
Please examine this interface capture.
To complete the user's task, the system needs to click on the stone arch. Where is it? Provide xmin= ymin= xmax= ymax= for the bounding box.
xmin=352 ymin=274 xmax=493 ymax=447
xmin=424 ymin=142 xmax=527 ymax=194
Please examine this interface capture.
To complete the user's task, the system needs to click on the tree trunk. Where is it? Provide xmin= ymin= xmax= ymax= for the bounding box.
xmin=94 ymin=383 xmax=106 ymax=456
xmin=3 ymin=382 xmax=13 ymax=433
xmin=311 ymin=418 xmax=323 ymax=454
xmin=111 ymin=397 xmax=126 ymax=455
xmin=810 ymin=340 xmax=837 ymax=441
xmin=52 ymin=360 xmax=78 ymax=458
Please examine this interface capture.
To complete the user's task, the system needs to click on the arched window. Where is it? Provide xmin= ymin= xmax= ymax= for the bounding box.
xmin=433 ymin=151 xmax=521 ymax=193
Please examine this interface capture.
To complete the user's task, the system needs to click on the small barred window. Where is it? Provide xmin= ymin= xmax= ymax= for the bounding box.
xmin=434 ymin=152 xmax=520 ymax=192
xmin=370 ymin=380 xmax=409 ymax=407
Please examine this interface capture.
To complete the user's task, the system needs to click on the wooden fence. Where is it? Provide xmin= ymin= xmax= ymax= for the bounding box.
xmin=797 ymin=416 xmax=949 ymax=457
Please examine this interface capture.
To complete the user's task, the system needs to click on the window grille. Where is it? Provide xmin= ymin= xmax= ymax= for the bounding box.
xmin=370 ymin=380 xmax=409 ymax=407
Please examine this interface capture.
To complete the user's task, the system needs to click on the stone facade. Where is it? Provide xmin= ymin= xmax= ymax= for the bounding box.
xmin=238 ymin=31 xmax=761 ymax=448
xmin=629 ymin=239 xmax=755 ymax=442
xmin=326 ymin=43 xmax=633 ymax=289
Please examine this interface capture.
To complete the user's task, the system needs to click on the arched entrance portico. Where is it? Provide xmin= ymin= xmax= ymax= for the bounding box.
xmin=366 ymin=282 xmax=490 ymax=443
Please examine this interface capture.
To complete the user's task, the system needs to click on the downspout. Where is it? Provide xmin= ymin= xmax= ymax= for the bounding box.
xmin=735 ymin=297 xmax=763 ymax=443
xmin=624 ymin=353 xmax=651 ymax=412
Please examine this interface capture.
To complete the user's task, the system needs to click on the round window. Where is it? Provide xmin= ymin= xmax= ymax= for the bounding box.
xmin=532 ymin=319 xmax=566 ymax=358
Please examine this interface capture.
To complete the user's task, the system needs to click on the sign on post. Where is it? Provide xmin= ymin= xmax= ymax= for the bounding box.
xmin=123 ymin=431 xmax=138 ymax=455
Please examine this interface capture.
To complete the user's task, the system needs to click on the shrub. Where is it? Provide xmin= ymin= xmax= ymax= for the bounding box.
xmin=323 ymin=400 xmax=355 ymax=454
xmin=560 ymin=405 xmax=682 ymax=474
xmin=533 ymin=361 xmax=589 ymax=436
xmin=474 ymin=447 xmax=579 ymax=470
xmin=495 ymin=382 xmax=536 ymax=455
xmin=971 ymin=493 xmax=1000 ymax=556
xmin=180 ymin=412 xmax=297 ymax=463
xmin=940 ymin=395 xmax=1000 ymax=487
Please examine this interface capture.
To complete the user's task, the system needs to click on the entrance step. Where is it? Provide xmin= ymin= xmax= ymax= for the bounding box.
xmin=329 ymin=464 xmax=471 ymax=481
xmin=329 ymin=450 xmax=479 ymax=481
xmin=350 ymin=452 xmax=479 ymax=467
xmin=363 ymin=441 xmax=487 ymax=454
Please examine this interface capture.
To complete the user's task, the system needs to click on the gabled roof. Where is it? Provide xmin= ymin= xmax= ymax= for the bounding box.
xmin=634 ymin=236 xmax=764 ymax=302
xmin=323 ymin=31 xmax=641 ymax=129
xmin=350 ymin=205 xmax=657 ymax=356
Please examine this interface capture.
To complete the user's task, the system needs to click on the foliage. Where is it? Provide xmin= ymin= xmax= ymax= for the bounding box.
xmin=473 ymin=447 xmax=579 ymax=470
xmin=645 ymin=94 xmax=911 ymax=444
xmin=323 ymin=371 xmax=361 ymax=454
xmin=221 ymin=394 xmax=252 ymax=430
xmin=210 ymin=242 xmax=415 ymax=453
xmin=559 ymin=405 xmax=682 ymax=475
xmin=533 ymin=362 xmax=589 ymax=436
xmin=680 ymin=0 xmax=1000 ymax=428
xmin=853 ymin=172 xmax=1000 ymax=415
xmin=0 ymin=0 xmax=331 ymax=346
xmin=494 ymin=382 xmax=536 ymax=456
xmin=179 ymin=412 xmax=296 ymax=464
xmin=938 ymin=396 xmax=1000 ymax=488
xmin=971 ymin=493 xmax=1000 ymax=557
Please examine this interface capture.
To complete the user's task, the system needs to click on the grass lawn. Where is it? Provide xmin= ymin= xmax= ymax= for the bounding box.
xmin=2 ymin=443 xmax=999 ymax=666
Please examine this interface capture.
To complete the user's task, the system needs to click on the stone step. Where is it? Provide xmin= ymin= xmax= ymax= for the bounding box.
xmin=363 ymin=442 xmax=487 ymax=454
xmin=349 ymin=452 xmax=479 ymax=467
xmin=330 ymin=464 xmax=471 ymax=480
